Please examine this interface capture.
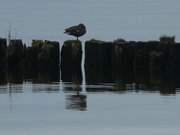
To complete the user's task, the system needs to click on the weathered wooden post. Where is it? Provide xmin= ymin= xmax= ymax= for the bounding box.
xmin=8 ymin=39 xmax=24 ymax=83
xmin=149 ymin=49 xmax=163 ymax=85
xmin=112 ymin=40 xmax=124 ymax=82
xmin=38 ymin=40 xmax=60 ymax=83
xmin=31 ymin=40 xmax=44 ymax=76
xmin=0 ymin=38 xmax=7 ymax=68
xmin=28 ymin=40 xmax=60 ymax=83
xmin=132 ymin=41 xmax=156 ymax=83
xmin=24 ymin=45 xmax=34 ymax=79
xmin=61 ymin=40 xmax=82 ymax=83
xmin=85 ymin=39 xmax=113 ymax=84
xmin=0 ymin=38 xmax=7 ymax=84
xmin=159 ymin=43 xmax=180 ymax=82
xmin=112 ymin=40 xmax=134 ymax=84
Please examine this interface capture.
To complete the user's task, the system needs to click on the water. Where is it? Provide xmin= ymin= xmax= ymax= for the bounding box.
xmin=0 ymin=82 xmax=180 ymax=135
xmin=0 ymin=0 xmax=180 ymax=44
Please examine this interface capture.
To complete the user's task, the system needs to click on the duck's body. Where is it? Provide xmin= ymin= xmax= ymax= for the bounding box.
xmin=64 ymin=24 xmax=86 ymax=40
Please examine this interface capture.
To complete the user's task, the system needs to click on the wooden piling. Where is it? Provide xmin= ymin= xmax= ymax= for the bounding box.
xmin=61 ymin=40 xmax=82 ymax=83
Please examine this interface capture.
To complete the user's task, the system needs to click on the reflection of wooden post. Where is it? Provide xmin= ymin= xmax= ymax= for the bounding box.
xmin=61 ymin=40 xmax=82 ymax=83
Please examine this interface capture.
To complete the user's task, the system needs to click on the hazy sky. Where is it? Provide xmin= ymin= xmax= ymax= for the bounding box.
xmin=0 ymin=0 xmax=180 ymax=44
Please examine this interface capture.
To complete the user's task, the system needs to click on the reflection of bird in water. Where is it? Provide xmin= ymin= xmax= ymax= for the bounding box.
xmin=64 ymin=24 xmax=86 ymax=40
xmin=66 ymin=94 xmax=87 ymax=111
xmin=65 ymin=84 xmax=87 ymax=111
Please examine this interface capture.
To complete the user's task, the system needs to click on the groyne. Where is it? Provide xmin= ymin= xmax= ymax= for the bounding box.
xmin=0 ymin=38 xmax=60 ymax=83
xmin=84 ymin=39 xmax=180 ymax=92
xmin=1 ymin=37 xmax=180 ymax=93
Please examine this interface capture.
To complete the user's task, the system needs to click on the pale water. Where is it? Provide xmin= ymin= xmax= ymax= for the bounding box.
xmin=0 ymin=0 xmax=180 ymax=43
xmin=0 ymin=82 xmax=180 ymax=135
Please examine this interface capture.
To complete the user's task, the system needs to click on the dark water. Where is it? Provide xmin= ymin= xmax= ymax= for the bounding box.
xmin=0 ymin=82 xmax=179 ymax=135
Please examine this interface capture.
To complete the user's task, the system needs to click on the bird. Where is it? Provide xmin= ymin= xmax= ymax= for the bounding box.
xmin=64 ymin=24 xmax=86 ymax=40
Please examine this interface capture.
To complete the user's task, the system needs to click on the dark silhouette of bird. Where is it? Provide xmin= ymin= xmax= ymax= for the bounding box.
xmin=64 ymin=24 xmax=86 ymax=40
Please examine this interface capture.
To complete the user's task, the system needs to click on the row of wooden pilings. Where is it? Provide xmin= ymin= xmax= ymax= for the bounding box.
xmin=85 ymin=39 xmax=180 ymax=88
xmin=1 ymin=38 xmax=180 ymax=89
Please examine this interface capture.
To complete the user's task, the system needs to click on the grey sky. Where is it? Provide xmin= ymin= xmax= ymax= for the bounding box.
xmin=0 ymin=0 xmax=180 ymax=43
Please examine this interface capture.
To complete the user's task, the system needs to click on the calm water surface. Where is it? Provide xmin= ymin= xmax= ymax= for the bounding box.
xmin=0 ymin=82 xmax=179 ymax=135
